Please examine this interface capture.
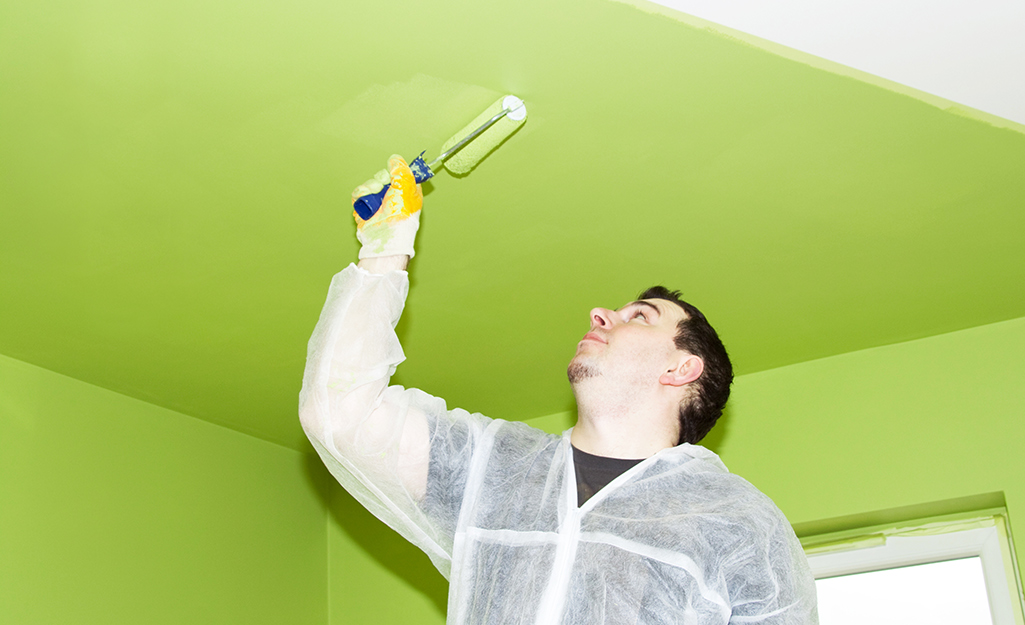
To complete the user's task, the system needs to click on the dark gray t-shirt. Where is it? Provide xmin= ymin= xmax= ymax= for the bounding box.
xmin=572 ymin=445 xmax=644 ymax=506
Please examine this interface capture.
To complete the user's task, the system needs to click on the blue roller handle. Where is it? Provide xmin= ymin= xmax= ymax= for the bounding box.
xmin=353 ymin=153 xmax=434 ymax=220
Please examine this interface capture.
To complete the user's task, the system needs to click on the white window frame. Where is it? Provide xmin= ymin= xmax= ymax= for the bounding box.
xmin=805 ymin=516 xmax=1025 ymax=625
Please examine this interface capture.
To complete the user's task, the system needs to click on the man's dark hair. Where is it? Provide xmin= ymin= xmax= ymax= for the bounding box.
xmin=639 ymin=286 xmax=733 ymax=445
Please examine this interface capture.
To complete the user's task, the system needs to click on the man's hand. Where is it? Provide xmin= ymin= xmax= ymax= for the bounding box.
xmin=354 ymin=155 xmax=422 ymax=262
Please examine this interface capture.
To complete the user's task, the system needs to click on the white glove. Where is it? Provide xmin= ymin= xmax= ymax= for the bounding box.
xmin=353 ymin=155 xmax=422 ymax=259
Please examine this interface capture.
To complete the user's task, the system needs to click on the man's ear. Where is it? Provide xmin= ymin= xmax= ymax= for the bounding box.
xmin=659 ymin=355 xmax=703 ymax=387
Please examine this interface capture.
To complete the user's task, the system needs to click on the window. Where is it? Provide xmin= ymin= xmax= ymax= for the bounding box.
xmin=803 ymin=512 xmax=1025 ymax=625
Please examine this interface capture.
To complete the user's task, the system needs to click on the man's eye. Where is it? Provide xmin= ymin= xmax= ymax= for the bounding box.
xmin=633 ymin=311 xmax=646 ymax=321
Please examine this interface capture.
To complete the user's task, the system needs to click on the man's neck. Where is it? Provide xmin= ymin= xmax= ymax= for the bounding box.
xmin=569 ymin=380 xmax=679 ymax=459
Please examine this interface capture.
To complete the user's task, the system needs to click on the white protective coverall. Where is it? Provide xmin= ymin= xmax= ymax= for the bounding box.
xmin=299 ymin=264 xmax=819 ymax=625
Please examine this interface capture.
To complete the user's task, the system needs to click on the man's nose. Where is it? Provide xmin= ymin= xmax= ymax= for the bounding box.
xmin=590 ymin=307 xmax=615 ymax=329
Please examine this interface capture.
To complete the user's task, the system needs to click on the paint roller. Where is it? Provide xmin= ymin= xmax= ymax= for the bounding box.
xmin=353 ymin=95 xmax=527 ymax=220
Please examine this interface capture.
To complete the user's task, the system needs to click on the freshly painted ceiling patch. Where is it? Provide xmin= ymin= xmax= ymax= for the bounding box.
xmin=617 ymin=0 xmax=1025 ymax=130
xmin=316 ymin=74 xmax=502 ymax=153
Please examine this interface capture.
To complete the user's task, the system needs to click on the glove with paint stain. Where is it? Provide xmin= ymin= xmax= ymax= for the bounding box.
xmin=353 ymin=155 xmax=423 ymax=259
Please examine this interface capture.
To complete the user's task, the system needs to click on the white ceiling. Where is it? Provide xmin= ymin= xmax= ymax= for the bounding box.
xmin=650 ymin=0 xmax=1025 ymax=126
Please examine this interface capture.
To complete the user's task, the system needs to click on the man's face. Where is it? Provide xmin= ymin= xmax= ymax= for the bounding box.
xmin=567 ymin=298 xmax=689 ymax=387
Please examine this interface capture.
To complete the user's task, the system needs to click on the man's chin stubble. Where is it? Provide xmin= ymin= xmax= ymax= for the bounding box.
xmin=567 ymin=361 xmax=601 ymax=384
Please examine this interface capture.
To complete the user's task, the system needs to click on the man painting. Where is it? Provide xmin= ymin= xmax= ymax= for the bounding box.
xmin=299 ymin=157 xmax=818 ymax=624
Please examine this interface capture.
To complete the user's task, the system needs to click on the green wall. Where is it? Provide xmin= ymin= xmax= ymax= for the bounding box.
xmin=701 ymin=314 xmax=1024 ymax=588
xmin=715 ymin=314 xmax=1025 ymax=566
xmin=327 ymin=485 xmax=447 ymax=625
xmin=0 ymin=354 xmax=328 ymax=624
xmin=323 ymin=315 xmax=1025 ymax=623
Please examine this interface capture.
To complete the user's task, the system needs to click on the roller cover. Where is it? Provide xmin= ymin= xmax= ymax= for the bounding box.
xmin=439 ymin=97 xmax=526 ymax=175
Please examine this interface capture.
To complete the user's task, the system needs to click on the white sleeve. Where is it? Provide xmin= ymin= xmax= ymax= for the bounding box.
xmin=298 ymin=262 xmax=459 ymax=577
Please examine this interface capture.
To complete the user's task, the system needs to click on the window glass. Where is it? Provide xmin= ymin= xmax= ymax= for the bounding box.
xmin=816 ymin=556 xmax=993 ymax=625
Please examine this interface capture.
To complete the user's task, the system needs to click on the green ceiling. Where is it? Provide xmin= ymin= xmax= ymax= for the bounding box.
xmin=2 ymin=0 xmax=1024 ymax=450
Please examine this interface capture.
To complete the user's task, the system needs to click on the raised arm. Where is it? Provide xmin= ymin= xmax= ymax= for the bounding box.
xmin=298 ymin=156 xmax=430 ymax=499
